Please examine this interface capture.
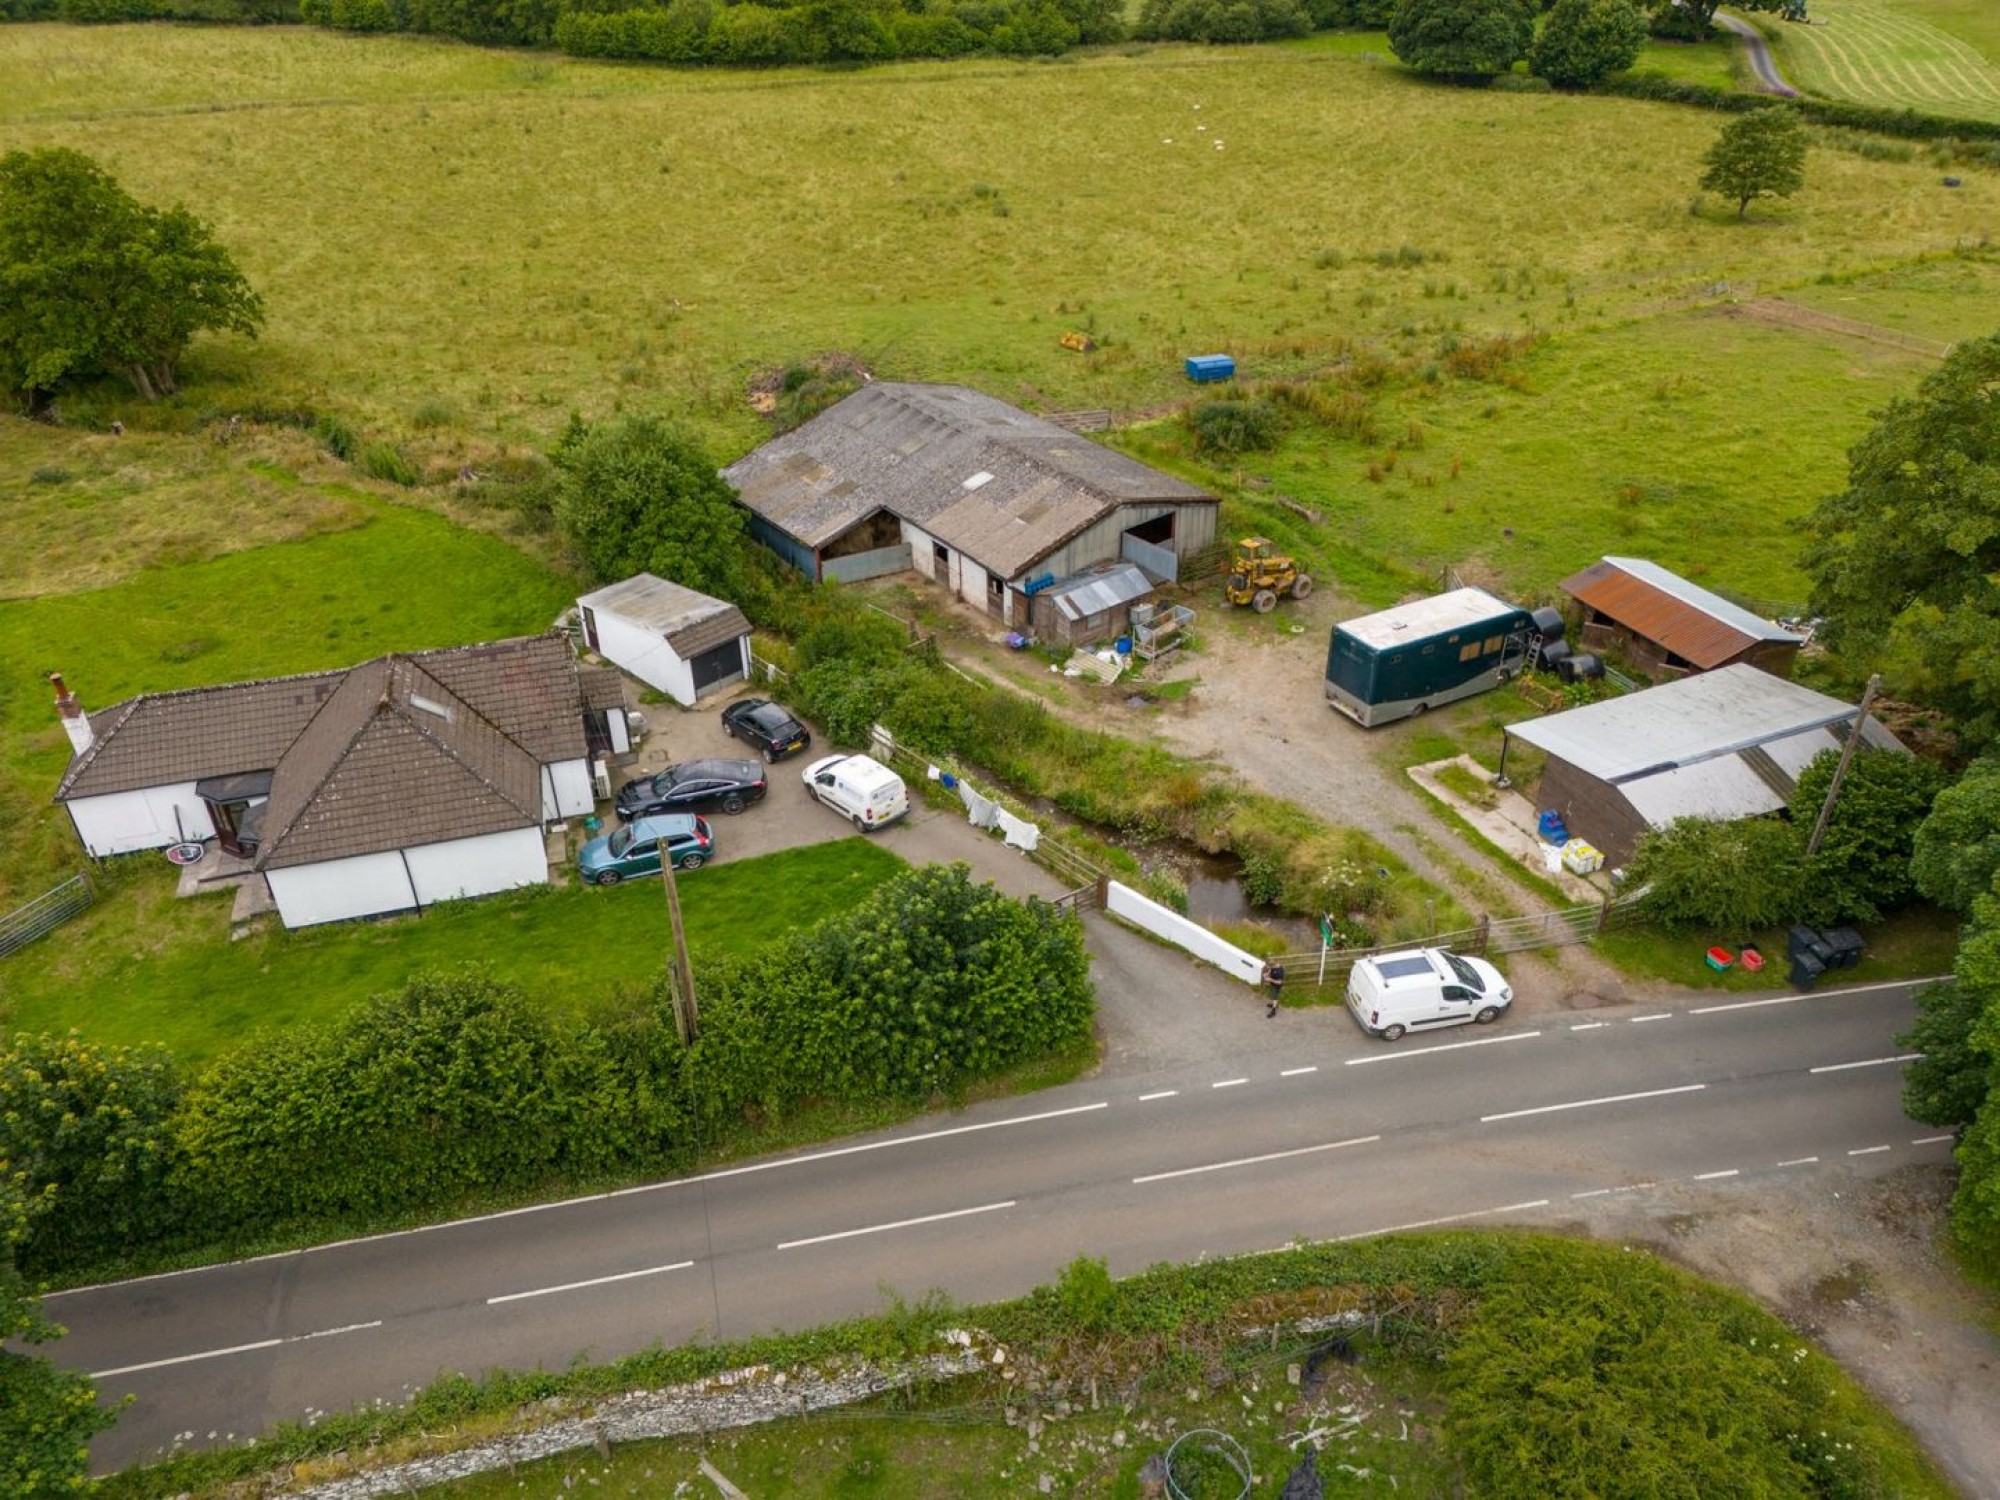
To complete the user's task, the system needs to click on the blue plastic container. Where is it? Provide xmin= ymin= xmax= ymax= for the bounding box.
xmin=1184 ymin=354 xmax=1235 ymax=383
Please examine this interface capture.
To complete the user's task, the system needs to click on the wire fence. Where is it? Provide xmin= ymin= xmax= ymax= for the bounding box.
xmin=0 ymin=872 xmax=94 ymax=961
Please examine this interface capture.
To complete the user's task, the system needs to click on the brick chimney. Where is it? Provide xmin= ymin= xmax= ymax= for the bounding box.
xmin=50 ymin=672 xmax=93 ymax=756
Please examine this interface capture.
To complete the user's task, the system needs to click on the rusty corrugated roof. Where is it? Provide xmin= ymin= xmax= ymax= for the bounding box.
xmin=1560 ymin=557 xmax=1801 ymax=671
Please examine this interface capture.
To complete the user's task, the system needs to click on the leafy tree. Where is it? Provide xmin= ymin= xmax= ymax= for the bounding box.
xmin=1803 ymin=333 xmax=2000 ymax=754
xmin=0 ymin=147 xmax=263 ymax=409
xmin=1792 ymin=747 xmax=1944 ymax=925
xmin=1136 ymin=0 xmax=1309 ymax=42
xmin=1387 ymin=0 xmax=1534 ymax=79
xmin=1698 ymin=106 xmax=1807 ymax=217
xmin=0 ymin=1034 xmax=183 ymax=1273
xmin=1625 ymin=814 xmax=1804 ymax=933
xmin=1643 ymin=0 xmax=1776 ymax=40
xmin=1912 ymin=758 xmax=2000 ymax=915
xmin=0 ymin=1180 xmax=117 ymax=1497
xmin=1900 ymin=974 xmax=1989 ymax=1132
xmin=1934 ymin=888 xmax=2000 ymax=1267
xmin=551 ymin=414 xmax=747 ymax=596
xmin=1529 ymin=0 xmax=1646 ymax=87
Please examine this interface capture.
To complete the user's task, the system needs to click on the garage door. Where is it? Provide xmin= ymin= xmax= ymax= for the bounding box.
xmin=688 ymin=638 xmax=744 ymax=693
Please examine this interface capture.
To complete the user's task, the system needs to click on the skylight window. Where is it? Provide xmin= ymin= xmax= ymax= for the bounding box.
xmin=962 ymin=471 xmax=994 ymax=491
xmin=410 ymin=693 xmax=452 ymax=721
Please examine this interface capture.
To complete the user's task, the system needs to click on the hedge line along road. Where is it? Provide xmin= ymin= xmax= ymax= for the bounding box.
xmin=48 ymin=976 xmax=1942 ymax=1472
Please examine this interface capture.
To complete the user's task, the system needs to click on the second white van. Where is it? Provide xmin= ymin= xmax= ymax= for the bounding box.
xmin=801 ymin=752 xmax=910 ymax=833
xmin=1345 ymin=947 xmax=1512 ymax=1042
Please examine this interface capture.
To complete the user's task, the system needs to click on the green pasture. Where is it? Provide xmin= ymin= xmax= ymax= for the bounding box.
xmin=0 ymin=500 xmax=572 ymax=903
xmin=1 ymin=840 xmax=906 ymax=1063
xmin=1122 ymin=291 xmax=1960 ymax=608
xmin=0 ymin=24 xmax=1994 ymax=453
xmin=1764 ymin=0 xmax=2000 ymax=121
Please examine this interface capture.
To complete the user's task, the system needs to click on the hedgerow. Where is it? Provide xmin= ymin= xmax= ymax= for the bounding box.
xmin=0 ymin=865 xmax=1091 ymax=1276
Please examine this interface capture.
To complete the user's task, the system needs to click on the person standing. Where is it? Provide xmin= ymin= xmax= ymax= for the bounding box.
xmin=1262 ymin=960 xmax=1286 ymax=1017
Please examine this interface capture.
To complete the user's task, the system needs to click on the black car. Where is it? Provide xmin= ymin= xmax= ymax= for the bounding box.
xmin=615 ymin=758 xmax=768 ymax=820
xmin=720 ymin=697 xmax=812 ymax=762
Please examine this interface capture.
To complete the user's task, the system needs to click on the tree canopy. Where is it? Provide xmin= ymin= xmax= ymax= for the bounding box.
xmin=1530 ymin=0 xmax=1647 ymax=88
xmin=0 ymin=147 xmax=263 ymax=409
xmin=1912 ymin=758 xmax=2000 ymax=915
xmin=1388 ymin=0 xmax=1534 ymax=78
xmin=1793 ymin=747 xmax=1944 ymax=925
xmin=1804 ymin=332 xmax=2000 ymax=754
xmin=1699 ymin=107 xmax=1808 ymax=217
xmin=1643 ymin=0 xmax=1778 ymax=40
xmin=551 ymin=413 xmax=747 ymax=598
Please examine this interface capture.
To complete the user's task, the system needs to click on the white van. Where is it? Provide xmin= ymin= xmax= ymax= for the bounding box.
xmin=801 ymin=752 xmax=909 ymax=833
xmin=1345 ymin=948 xmax=1512 ymax=1042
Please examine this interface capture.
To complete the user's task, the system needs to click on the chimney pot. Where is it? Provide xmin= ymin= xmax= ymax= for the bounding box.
xmin=51 ymin=672 xmax=94 ymax=755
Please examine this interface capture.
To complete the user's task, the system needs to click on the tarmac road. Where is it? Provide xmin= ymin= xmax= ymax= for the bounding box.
xmin=1717 ymin=12 xmax=1802 ymax=97
xmin=55 ymin=976 xmax=1938 ymax=1470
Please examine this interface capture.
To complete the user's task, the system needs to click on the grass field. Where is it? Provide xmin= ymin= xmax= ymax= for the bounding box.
xmin=0 ymin=24 xmax=1993 ymax=452
xmin=1 ymin=840 xmax=905 ymax=1062
xmin=0 ymin=499 xmax=572 ymax=904
xmin=1764 ymin=0 xmax=2000 ymax=121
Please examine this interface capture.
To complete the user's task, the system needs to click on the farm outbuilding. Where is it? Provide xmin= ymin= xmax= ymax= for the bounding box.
xmin=1559 ymin=556 xmax=1804 ymax=679
xmin=52 ymin=634 xmax=627 ymax=930
xmin=576 ymin=574 xmax=753 ymax=707
xmin=1497 ymin=664 xmax=1906 ymax=867
xmin=722 ymin=383 xmax=1218 ymax=630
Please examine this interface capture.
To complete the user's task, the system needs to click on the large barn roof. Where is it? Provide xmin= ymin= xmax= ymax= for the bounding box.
xmin=1507 ymin=663 xmax=1902 ymax=794
xmin=722 ymin=383 xmax=1214 ymax=579
xmin=1560 ymin=556 xmax=1802 ymax=670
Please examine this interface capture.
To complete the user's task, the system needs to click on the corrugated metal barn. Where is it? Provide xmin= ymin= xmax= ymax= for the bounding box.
xmin=722 ymin=383 xmax=1218 ymax=630
xmin=1560 ymin=556 xmax=1804 ymax=679
xmin=1500 ymin=664 xmax=1906 ymax=866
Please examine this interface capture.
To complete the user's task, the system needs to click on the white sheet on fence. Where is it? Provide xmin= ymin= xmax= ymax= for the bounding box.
xmin=1105 ymin=881 xmax=1265 ymax=987
xmin=995 ymin=809 xmax=1041 ymax=853
xmin=958 ymin=782 xmax=1002 ymax=830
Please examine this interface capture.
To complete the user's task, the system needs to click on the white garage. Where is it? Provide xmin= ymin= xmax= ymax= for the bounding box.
xmin=577 ymin=574 xmax=753 ymax=707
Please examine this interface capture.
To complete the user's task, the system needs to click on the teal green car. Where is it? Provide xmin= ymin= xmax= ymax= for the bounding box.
xmin=577 ymin=813 xmax=714 ymax=886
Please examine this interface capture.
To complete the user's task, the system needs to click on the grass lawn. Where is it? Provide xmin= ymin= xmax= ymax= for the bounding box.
xmin=1 ymin=839 xmax=907 ymax=1063
xmin=0 ymin=499 xmax=573 ymax=904
xmin=1625 ymin=34 xmax=1741 ymax=88
xmin=1594 ymin=901 xmax=1960 ymax=992
xmin=1764 ymin=0 xmax=2000 ymax=120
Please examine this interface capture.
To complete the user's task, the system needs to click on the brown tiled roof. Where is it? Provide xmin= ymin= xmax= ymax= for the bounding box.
xmin=409 ymin=633 xmax=590 ymax=762
xmin=667 ymin=607 xmax=752 ymax=661
xmin=55 ymin=633 xmax=603 ymax=870
xmin=255 ymin=656 xmax=543 ymax=870
xmin=55 ymin=670 xmax=347 ymax=800
xmin=577 ymin=663 xmax=628 ymax=713
xmin=1560 ymin=557 xmax=1802 ymax=671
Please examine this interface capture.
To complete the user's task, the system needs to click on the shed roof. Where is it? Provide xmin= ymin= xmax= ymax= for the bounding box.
xmin=1506 ymin=663 xmax=1903 ymax=785
xmin=722 ymin=383 xmax=1214 ymax=579
xmin=1048 ymin=562 xmax=1155 ymax=622
xmin=1336 ymin=588 xmax=1523 ymax=651
xmin=1560 ymin=556 xmax=1802 ymax=670
xmin=577 ymin=574 xmax=752 ymax=659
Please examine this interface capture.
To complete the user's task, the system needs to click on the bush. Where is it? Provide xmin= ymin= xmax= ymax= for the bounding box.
xmin=1387 ymin=0 xmax=1533 ymax=79
xmin=550 ymin=413 xmax=746 ymax=595
xmin=1185 ymin=396 xmax=1282 ymax=454
xmin=1627 ymin=815 xmax=1805 ymax=933
xmin=312 ymin=410 xmax=358 ymax=461
xmin=359 ymin=439 xmax=421 ymax=486
xmin=1136 ymin=0 xmax=1308 ymax=43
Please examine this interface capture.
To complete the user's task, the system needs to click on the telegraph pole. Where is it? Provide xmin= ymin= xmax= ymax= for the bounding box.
xmin=659 ymin=838 xmax=699 ymax=1044
xmin=1806 ymin=674 xmax=1880 ymax=860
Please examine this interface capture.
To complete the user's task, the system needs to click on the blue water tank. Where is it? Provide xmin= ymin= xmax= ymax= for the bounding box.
xmin=1184 ymin=354 xmax=1235 ymax=383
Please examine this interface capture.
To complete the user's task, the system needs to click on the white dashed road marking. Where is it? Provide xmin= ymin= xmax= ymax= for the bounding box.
xmin=1134 ymin=1136 xmax=1380 ymax=1186
xmin=778 ymin=1201 xmax=1015 ymax=1251
xmin=487 ymin=1262 xmax=693 ymax=1305
xmin=1482 ymin=1083 xmax=1705 ymax=1123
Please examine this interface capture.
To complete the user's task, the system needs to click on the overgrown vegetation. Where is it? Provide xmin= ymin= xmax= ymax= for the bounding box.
xmin=92 ymin=1232 xmax=1955 ymax=1500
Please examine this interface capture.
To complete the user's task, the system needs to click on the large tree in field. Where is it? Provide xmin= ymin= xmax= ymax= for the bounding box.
xmin=0 ymin=148 xmax=263 ymax=410
xmin=551 ymin=414 xmax=747 ymax=598
xmin=1388 ymin=0 xmax=1533 ymax=79
xmin=1699 ymin=106 xmax=1807 ymax=217
xmin=1530 ymin=0 xmax=1647 ymax=87
xmin=1644 ymin=0 xmax=1778 ymax=40
xmin=1803 ymin=332 xmax=2000 ymax=753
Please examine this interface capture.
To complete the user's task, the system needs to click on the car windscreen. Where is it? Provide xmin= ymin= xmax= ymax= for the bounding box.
xmin=608 ymin=828 xmax=632 ymax=856
xmin=1444 ymin=953 xmax=1483 ymax=991
xmin=751 ymin=705 xmax=792 ymax=731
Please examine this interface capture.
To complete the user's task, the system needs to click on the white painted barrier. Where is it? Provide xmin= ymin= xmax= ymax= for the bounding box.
xmin=1105 ymin=881 xmax=1266 ymax=987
